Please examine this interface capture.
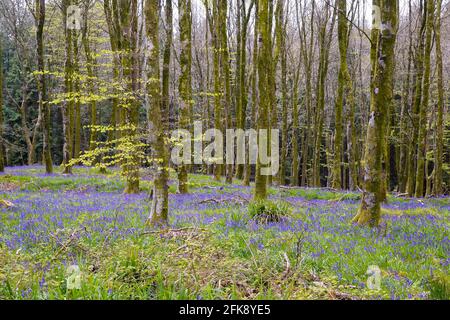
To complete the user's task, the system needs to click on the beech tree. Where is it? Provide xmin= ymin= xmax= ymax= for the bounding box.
xmin=178 ymin=0 xmax=192 ymax=194
xmin=37 ymin=0 xmax=52 ymax=173
xmin=353 ymin=0 xmax=398 ymax=227
xmin=254 ymin=0 xmax=270 ymax=200
xmin=434 ymin=0 xmax=444 ymax=196
xmin=146 ymin=0 xmax=169 ymax=226
xmin=415 ymin=0 xmax=434 ymax=198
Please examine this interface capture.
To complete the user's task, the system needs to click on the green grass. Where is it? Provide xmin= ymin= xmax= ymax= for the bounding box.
xmin=0 ymin=166 xmax=449 ymax=300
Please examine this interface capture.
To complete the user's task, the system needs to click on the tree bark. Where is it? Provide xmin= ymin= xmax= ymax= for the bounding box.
xmin=254 ymin=0 xmax=270 ymax=200
xmin=37 ymin=0 xmax=52 ymax=173
xmin=276 ymin=0 xmax=288 ymax=185
xmin=178 ymin=0 xmax=192 ymax=194
xmin=354 ymin=0 xmax=398 ymax=227
xmin=332 ymin=0 xmax=349 ymax=190
xmin=406 ymin=2 xmax=426 ymax=197
xmin=434 ymin=0 xmax=444 ymax=196
xmin=312 ymin=4 xmax=336 ymax=188
xmin=415 ymin=0 xmax=434 ymax=198
xmin=82 ymin=2 xmax=97 ymax=152
xmin=62 ymin=0 xmax=73 ymax=174
xmin=146 ymin=0 xmax=169 ymax=227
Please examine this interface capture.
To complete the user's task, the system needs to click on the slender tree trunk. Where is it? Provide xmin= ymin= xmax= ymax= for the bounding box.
xmin=213 ymin=0 xmax=223 ymax=181
xmin=37 ymin=0 xmax=52 ymax=173
xmin=146 ymin=0 xmax=169 ymax=227
xmin=204 ymin=8 xmax=213 ymax=176
xmin=244 ymin=1 xmax=258 ymax=187
xmin=291 ymin=68 xmax=300 ymax=187
xmin=178 ymin=0 xmax=192 ymax=194
xmin=219 ymin=0 xmax=233 ymax=185
xmin=407 ymin=2 xmax=426 ymax=197
xmin=17 ymin=87 xmax=40 ymax=166
xmin=398 ymin=1 xmax=413 ymax=193
xmin=254 ymin=0 xmax=270 ymax=200
xmin=276 ymin=0 xmax=288 ymax=185
xmin=121 ymin=0 xmax=140 ymax=194
xmin=73 ymin=28 xmax=81 ymax=159
xmin=104 ymin=0 xmax=122 ymax=143
xmin=354 ymin=0 xmax=398 ymax=227
xmin=82 ymin=3 xmax=97 ymax=152
xmin=235 ymin=0 xmax=252 ymax=181
xmin=312 ymin=5 xmax=336 ymax=188
xmin=415 ymin=0 xmax=434 ymax=198
xmin=297 ymin=0 xmax=315 ymax=187
xmin=62 ymin=0 xmax=73 ymax=174
xmin=332 ymin=0 xmax=349 ymax=189
xmin=266 ymin=1 xmax=276 ymax=187
xmin=434 ymin=0 xmax=444 ymax=196
xmin=235 ymin=0 xmax=244 ymax=180
xmin=162 ymin=0 xmax=172 ymax=149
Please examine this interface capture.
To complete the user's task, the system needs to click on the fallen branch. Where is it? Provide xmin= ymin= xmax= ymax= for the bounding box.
xmin=197 ymin=198 xmax=221 ymax=205
xmin=197 ymin=195 xmax=249 ymax=206
xmin=140 ymin=227 xmax=207 ymax=236
xmin=395 ymin=193 xmax=409 ymax=198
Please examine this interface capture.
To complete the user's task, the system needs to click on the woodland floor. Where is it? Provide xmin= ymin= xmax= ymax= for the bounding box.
xmin=0 ymin=166 xmax=449 ymax=300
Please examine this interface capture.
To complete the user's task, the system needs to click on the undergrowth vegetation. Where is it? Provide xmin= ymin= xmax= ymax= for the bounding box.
xmin=0 ymin=166 xmax=449 ymax=300
xmin=248 ymin=200 xmax=292 ymax=223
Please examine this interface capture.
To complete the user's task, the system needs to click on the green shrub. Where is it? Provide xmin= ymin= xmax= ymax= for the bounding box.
xmin=248 ymin=200 xmax=292 ymax=223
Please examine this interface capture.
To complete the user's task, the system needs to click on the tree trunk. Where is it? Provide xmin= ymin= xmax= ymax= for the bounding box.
xmin=62 ymin=0 xmax=73 ymax=174
xmin=104 ymin=0 xmax=122 ymax=143
xmin=291 ymin=68 xmax=300 ymax=187
xmin=276 ymin=0 xmax=288 ymax=185
xmin=398 ymin=1 xmax=413 ymax=193
xmin=312 ymin=4 xmax=336 ymax=188
xmin=178 ymin=0 xmax=192 ymax=194
xmin=121 ymin=0 xmax=140 ymax=194
xmin=146 ymin=0 xmax=169 ymax=227
xmin=332 ymin=0 xmax=349 ymax=190
xmin=219 ymin=0 xmax=233 ymax=185
xmin=213 ymin=0 xmax=223 ymax=181
xmin=354 ymin=0 xmax=398 ymax=227
xmin=415 ymin=0 xmax=434 ymax=198
xmin=254 ymin=0 xmax=270 ymax=200
xmin=37 ymin=0 xmax=52 ymax=173
xmin=82 ymin=3 xmax=97 ymax=152
xmin=406 ymin=3 xmax=426 ymax=197
xmin=73 ymin=28 xmax=81 ymax=159
xmin=434 ymin=0 xmax=444 ymax=196
xmin=244 ymin=1 xmax=258 ymax=187
xmin=297 ymin=0 xmax=315 ymax=187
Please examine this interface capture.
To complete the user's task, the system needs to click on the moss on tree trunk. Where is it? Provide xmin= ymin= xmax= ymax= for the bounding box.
xmin=354 ymin=0 xmax=398 ymax=227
